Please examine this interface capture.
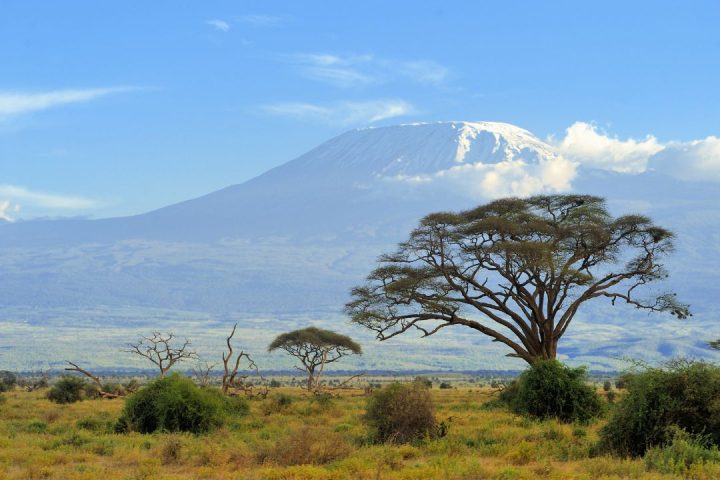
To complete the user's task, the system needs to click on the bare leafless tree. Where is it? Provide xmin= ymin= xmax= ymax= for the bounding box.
xmin=126 ymin=332 xmax=198 ymax=377
xmin=221 ymin=324 xmax=268 ymax=398
xmin=24 ymin=369 xmax=50 ymax=392
xmin=64 ymin=361 xmax=123 ymax=398
xmin=192 ymin=360 xmax=217 ymax=387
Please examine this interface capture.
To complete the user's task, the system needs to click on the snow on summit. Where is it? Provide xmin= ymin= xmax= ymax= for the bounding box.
xmin=284 ymin=121 xmax=576 ymax=198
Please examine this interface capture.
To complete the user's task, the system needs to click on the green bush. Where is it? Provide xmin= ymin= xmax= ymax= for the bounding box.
xmin=365 ymin=382 xmax=437 ymax=443
xmin=502 ymin=360 xmax=603 ymax=423
xmin=0 ymin=371 xmax=17 ymax=392
xmin=261 ymin=393 xmax=295 ymax=415
xmin=119 ymin=374 xmax=227 ymax=434
xmin=83 ymin=383 xmax=101 ymax=399
xmin=599 ymin=360 xmax=720 ymax=457
xmin=47 ymin=376 xmax=87 ymax=404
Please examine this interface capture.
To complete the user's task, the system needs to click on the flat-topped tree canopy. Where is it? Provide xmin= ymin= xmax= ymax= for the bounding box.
xmin=268 ymin=327 xmax=362 ymax=390
xmin=268 ymin=327 xmax=362 ymax=355
xmin=346 ymin=194 xmax=689 ymax=365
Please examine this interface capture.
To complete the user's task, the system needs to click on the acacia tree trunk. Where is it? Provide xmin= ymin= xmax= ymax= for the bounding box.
xmin=306 ymin=367 xmax=315 ymax=391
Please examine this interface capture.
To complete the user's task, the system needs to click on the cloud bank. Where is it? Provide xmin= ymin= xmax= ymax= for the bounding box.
xmin=0 ymin=185 xmax=96 ymax=222
xmin=553 ymin=122 xmax=720 ymax=181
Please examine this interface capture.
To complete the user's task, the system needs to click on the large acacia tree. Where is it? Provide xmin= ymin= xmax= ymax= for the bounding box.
xmin=268 ymin=327 xmax=362 ymax=390
xmin=346 ymin=195 xmax=688 ymax=364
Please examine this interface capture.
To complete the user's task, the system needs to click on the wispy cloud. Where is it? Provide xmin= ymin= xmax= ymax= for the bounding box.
xmin=0 ymin=87 xmax=138 ymax=118
xmin=285 ymin=53 xmax=449 ymax=88
xmin=0 ymin=185 xmax=96 ymax=222
xmin=261 ymin=99 xmax=417 ymax=125
xmin=237 ymin=14 xmax=283 ymax=27
xmin=205 ymin=19 xmax=230 ymax=32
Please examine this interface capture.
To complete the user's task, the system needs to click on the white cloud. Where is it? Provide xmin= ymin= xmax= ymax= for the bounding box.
xmin=261 ymin=99 xmax=416 ymax=125
xmin=649 ymin=136 xmax=720 ymax=181
xmin=393 ymin=60 xmax=449 ymax=85
xmin=0 ymin=87 xmax=136 ymax=117
xmin=0 ymin=200 xmax=15 ymax=222
xmin=0 ymin=185 xmax=96 ymax=212
xmin=552 ymin=122 xmax=664 ymax=173
xmin=551 ymin=122 xmax=720 ymax=182
xmin=237 ymin=14 xmax=283 ymax=27
xmin=285 ymin=53 xmax=449 ymax=88
xmin=387 ymin=156 xmax=576 ymax=199
xmin=205 ymin=19 xmax=230 ymax=32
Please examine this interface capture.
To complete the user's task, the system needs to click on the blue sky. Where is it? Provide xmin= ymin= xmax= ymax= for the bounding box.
xmin=1 ymin=1 xmax=719 ymax=219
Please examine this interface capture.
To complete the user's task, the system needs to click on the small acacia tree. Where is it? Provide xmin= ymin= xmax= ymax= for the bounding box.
xmin=268 ymin=327 xmax=362 ymax=390
xmin=347 ymin=195 xmax=688 ymax=364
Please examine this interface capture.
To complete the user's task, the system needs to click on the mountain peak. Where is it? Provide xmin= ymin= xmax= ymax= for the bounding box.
xmin=286 ymin=120 xmax=557 ymax=179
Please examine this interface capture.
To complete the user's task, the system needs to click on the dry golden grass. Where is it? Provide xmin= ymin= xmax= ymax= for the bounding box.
xmin=1 ymin=386 xmax=718 ymax=479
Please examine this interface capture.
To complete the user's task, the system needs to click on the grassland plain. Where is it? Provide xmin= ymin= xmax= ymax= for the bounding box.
xmin=1 ymin=386 xmax=717 ymax=480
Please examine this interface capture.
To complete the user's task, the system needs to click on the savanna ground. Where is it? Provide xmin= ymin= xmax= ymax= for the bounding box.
xmin=1 ymin=385 xmax=716 ymax=480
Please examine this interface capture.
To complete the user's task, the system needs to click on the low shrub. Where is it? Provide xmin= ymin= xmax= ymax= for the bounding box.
xmin=160 ymin=435 xmax=184 ymax=465
xmin=502 ymin=360 xmax=603 ymax=423
xmin=599 ymin=360 xmax=720 ymax=457
xmin=261 ymin=393 xmax=295 ymax=415
xmin=47 ymin=376 xmax=87 ymax=404
xmin=365 ymin=382 xmax=437 ymax=443
xmin=0 ymin=371 xmax=17 ymax=392
xmin=414 ymin=377 xmax=432 ymax=389
xmin=644 ymin=428 xmax=720 ymax=475
xmin=255 ymin=426 xmax=351 ymax=466
xmin=119 ymin=374 xmax=226 ymax=434
xmin=83 ymin=383 xmax=101 ymax=399
xmin=439 ymin=382 xmax=452 ymax=389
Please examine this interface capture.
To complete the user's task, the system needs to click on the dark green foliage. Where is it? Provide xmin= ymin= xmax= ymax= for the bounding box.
xmin=0 ymin=371 xmax=17 ymax=392
xmin=269 ymin=379 xmax=281 ymax=388
xmin=120 ymin=374 xmax=227 ymax=434
xmin=599 ymin=360 xmax=720 ymax=457
xmin=113 ymin=416 xmax=129 ymax=434
xmin=439 ymin=382 xmax=452 ymax=389
xmin=222 ymin=395 xmax=250 ymax=416
xmin=365 ymin=382 xmax=437 ymax=443
xmin=602 ymin=380 xmax=612 ymax=392
xmin=503 ymin=360 xmax=603 ymax=423
xmin=47 ymin=376 xmax=87 ymax=404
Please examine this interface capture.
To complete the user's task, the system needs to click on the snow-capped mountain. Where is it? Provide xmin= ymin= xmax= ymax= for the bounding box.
xmin=1 ymin=121 xmax=718 ymax=371
xmin=0 ymin=122 xmax=569 ymax=245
